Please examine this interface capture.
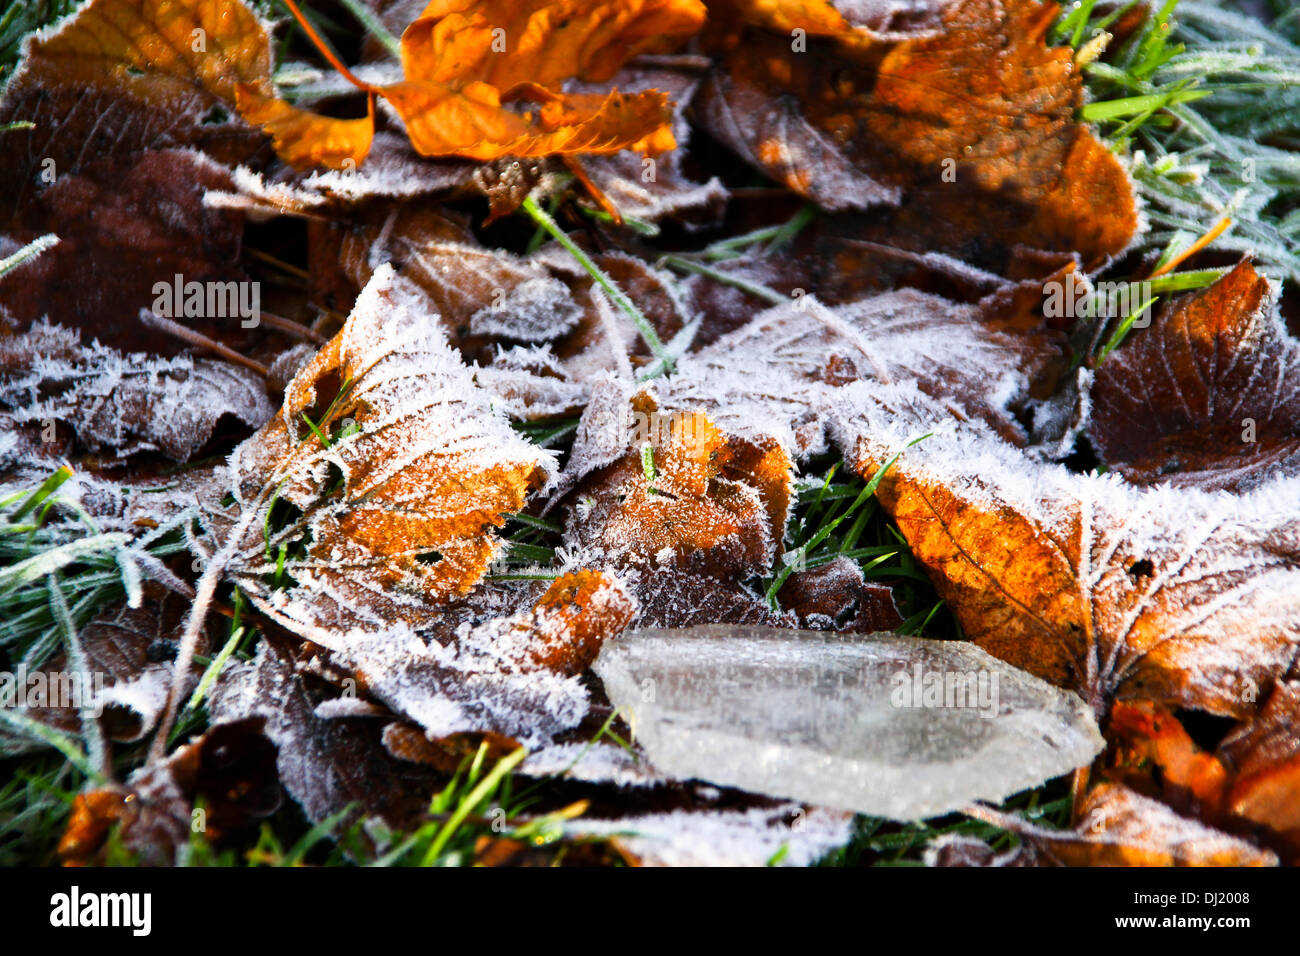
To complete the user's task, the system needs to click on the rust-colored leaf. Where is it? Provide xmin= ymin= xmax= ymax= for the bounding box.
xmin=957 ymin=783 xmax=1277 ymax=867
xmin=698 ymin=0 xmax=1136 ymax=267
xmin=251 ymin=0 xmax=707 ymax=169
xmin=205 ymin=265 xmax=554 ymax=643
xmin=838 ymin=383 xmax=1300 ymax=719
xmin=567 ymin=400 xmax=792 ymax=579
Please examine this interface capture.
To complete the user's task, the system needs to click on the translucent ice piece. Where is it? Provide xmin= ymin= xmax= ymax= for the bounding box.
xmin=593 ymin=626 xmax=1104 ymax=820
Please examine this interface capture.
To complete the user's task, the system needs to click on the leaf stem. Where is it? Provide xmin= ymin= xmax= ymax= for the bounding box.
xmin=520 ymin=195 xmax=671 ymax=374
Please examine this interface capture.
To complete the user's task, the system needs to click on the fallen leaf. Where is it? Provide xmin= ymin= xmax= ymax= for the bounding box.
xmin=565 ymin=399 xmax=791 ymax=579
xmin=204 ymin=263 xmax=554 ymax=643
xmin=0 ymin=149 xmax=253 ymax=355
xmin=247 ymin=0 xmax=708 ymax=169
xmin=59 ymin=718 xmax=279 ymax=865
xmin=1090 ymin=261 xmax=1300 ymax=492
xmin=661 ymin=288 xmax=1066 ymax=456
xmin=776 ymin=555 xmax=903 ymax=632
xmin=321 ymin=570 xmax=636 ymax=745
xmin=697 ymin=0 xmax=1136 ymax=265
xmin=0 ymin=319 xmax=272 ymax=462
xmin=0 ymin=587 xmax=205 ymax=759
xmin=835 ymin=380 xmax=1300 ymax=719
xmin=958 ymin=783 xmax=1277 ymax=866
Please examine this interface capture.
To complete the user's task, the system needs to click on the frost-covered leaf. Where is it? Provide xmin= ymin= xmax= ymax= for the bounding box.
xmin=565 ymin=802 xmax=854 ymax=866
xmin=318 ymin=571 xmax=636 ymax=746
xmin=0 ymin=0 xmax=271 ymax=219
xmin=660 ymin=289 xmax=1063 ymax=457
xmin=209 ymin=636 xmax=444 ymax=842
xmin=0 ymin=320 xmax=272 ymax=462
xmin=565 ymin=402 xmax=791 ymax=579
xmin=833 ymin=380 xmax=1300 ymax=719
xmin=1090 ymin=261 xmax=1300 ymax=492
xmin=954 ymin=783 xmax=1278 ymax=867
xmin=244 ymin=0 xmax=708 ymax=169
xmin=204 ymin=264 xmax=554 ymax=643
xmin=574 ymin=62 xmax=728 ymax=226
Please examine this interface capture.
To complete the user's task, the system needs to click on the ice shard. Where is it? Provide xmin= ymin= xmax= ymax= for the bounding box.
xmin=594 ymin=626 xmax=1104 ymax=819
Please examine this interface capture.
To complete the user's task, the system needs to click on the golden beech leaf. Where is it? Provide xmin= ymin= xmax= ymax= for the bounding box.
xmin=201 ymin=264 xmax=554 ymax=644
xmin=955 ymin=784 xmax=1278 ymax=867
xmin=836 ymin=382 xmax=1300 ymax=720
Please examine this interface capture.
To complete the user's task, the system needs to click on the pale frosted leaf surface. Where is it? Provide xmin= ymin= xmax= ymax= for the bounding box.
xmin=661 ymin=290 xmax=1058 ymax=458
xmin=467 ymin=278 xmax=583 ymax=343
xmin=308 ymin=572 xmax=635 ymax=748
xmin=832 ymin=380 xmax=1300 ymax=718
xmin=566 ymin=803 xmax=854 ymax=866
xmin=957 ymin=783 xmax=1278 ymax=867
xmin=594 ymin=625 xmax=1103 ymax=819
xmin=0 ymin=320 xmax=272 ymax=462
xmin=208 ymin=264 xmax=554 ymax=644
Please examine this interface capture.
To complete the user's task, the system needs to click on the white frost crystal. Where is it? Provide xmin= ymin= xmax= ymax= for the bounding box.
xmin=594 ymin=625 xmax=1104 ymax=820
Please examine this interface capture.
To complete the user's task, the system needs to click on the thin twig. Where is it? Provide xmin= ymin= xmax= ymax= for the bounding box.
xmin=138 ymin=310 xmax=270 ymax=378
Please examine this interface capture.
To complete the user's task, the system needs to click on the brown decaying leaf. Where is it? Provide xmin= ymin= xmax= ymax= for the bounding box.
xmin=204 ymin=264 xmax=553 ymax=644
xmin=0 ymin=588 xmax=206 ymax=759
xmin=337 ymin=569 xmax=635 ymax=745
xmin=1090 ymin=262 xmax=1300 ymax=492
xmin=59 ymin=719 xmax=279 ymax=866
xmin=698 ymin=0 xmax=1136 ymax=267
xmin=0 ymin=149 xmax=252 ymax=355
xmin=777 ymin=555 xmax=902 ymax=632
xmin=835 ymin=381 xmax=1300 ymax=720
xmin=209 ymin=636 xmax=446 ymax=842
xmin=0 ymin=0 xmax=270 ymax=222
xmin=947 ymin=783 xmax=1277 ymax=867
xmin=0 ymin=320 xmax=272 ymax=462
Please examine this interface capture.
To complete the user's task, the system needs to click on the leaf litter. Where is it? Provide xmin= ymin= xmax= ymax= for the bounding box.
xmin=0 ymin=0 xmax=1296 ymax=867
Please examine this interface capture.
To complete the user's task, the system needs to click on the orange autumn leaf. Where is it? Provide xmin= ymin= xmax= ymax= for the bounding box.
xmin=699 ymin=0 xmax=1137 ymax=266
xmin=568 ymin=398 xmax=793 ymax=579
xmin=959 ymin=783 xmax=1277 ymax=867
xmin=257 ymin=0 xmax=707 ymax=169
xmin=838 ymin=383 xmax=1300 ymax=720
xmin=1108 ymin=691 xmax=1300 ymax=857
xmin=206 ymin=265 xmax=554 ymax=645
